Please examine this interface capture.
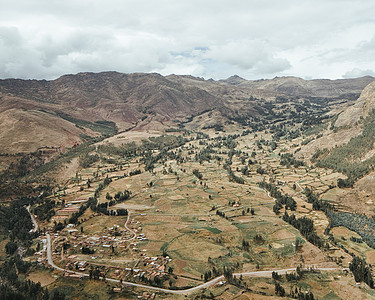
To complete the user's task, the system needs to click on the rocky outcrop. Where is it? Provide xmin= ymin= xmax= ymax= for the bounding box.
xmin=335 ymin=80 xmax=375 ymax=127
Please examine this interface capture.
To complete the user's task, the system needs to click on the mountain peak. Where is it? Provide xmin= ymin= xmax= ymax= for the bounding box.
xmin=222 ymin=75 xmax=247 ymax=85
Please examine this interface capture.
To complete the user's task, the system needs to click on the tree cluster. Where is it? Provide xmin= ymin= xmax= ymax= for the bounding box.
xmin=33 ymin=199 xmax=56 ymax=221
xmin=227 ymin=168 xmax=245 ymax=184
xmin=280 ymin=153 xmax=304 ymax=168
xmin=303 ymin=187 xmax=333 ymax=212
xmin=259 ymin=181 xmax=296 ymax=213
xmin=0 ymin=254 xmax=50 ymax=299
xmin=349 ymin=256 xmax=374 ymax=288
xmin=326 ymin=210 xmax=375 ymax=249
xmin=0 ymin=198 xmax=33 ymax=242
xmin=283 ymin=212 xmax=323 ymax=248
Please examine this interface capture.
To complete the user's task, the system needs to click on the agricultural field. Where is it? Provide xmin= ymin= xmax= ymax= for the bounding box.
xmin=15 ymin=127 xmax=375 ymax=299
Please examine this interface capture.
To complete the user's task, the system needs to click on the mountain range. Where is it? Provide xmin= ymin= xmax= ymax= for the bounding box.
xmin=0 ymin=72 xmax=373 ymax=153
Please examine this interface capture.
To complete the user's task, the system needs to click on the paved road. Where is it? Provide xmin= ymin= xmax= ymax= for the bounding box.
xmin=46 ymin=234 xmax=66 ymax=272
xmin=26 ymin=205 xmax=38 ymax=233
xmin=45 ymin=233 xmax=338 ymax=295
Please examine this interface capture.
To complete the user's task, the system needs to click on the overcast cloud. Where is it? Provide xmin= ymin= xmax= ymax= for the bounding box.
xmin=1 ymin=0 xmax=375 ymax=80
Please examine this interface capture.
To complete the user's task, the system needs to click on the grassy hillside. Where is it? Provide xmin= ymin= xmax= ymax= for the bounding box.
xmin=317 ymin=110 xmax=375 ymax=181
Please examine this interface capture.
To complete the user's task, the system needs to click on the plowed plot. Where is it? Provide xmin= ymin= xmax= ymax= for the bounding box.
xmin=270 ymin=228 xmax=296 ymax=241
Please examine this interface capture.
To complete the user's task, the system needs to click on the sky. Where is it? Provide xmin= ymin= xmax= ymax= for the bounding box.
xmin=1 ymin=0 xmax=375 ymax=80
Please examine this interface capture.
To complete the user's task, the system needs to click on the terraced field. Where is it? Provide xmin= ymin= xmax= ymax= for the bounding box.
xmin=22 ymin=128 xmax=375 ymax=299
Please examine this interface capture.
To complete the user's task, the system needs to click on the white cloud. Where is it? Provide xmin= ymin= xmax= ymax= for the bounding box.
xmin=202 ymin=40 xmax=291 ymax=78
xmin=343 ymin=68 xmax=375 ymax=79
xmin=1 ymin=0 xmax=375 ymax=79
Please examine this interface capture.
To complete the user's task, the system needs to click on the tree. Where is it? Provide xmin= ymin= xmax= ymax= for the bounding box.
xmin=104 ymin=175 xmax=112 ymax=186
xmin=82 ymin=247 xmax=95 ymax=254
xmin=274 ymin=282 xmax=285 ymax=296
xmin=5 ymin=241 xmax=18 ymax=255
xmin=272 ymin=271 xmax=281 ymax=281
xmin=223 ymin=266 xmax=233 ymax=282
xmin=51 ymin=290 xmax=66 ymax=300
xmin=193 ymin=169 xmax=203 ymax=180
xmin=338 ymin=178 xmax=354 ymax=188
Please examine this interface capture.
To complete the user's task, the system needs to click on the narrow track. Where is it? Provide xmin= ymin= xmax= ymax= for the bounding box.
xmin=26 ymin=205 xmax=38 ymax=233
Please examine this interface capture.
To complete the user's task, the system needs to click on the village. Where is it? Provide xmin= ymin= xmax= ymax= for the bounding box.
xmin=29 ymin=173 xmax=176 ymax=289
xmin=32 ymin=215 xmax=174 ymax=287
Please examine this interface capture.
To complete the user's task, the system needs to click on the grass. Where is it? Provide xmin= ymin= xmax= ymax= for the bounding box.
xmin=55 ymin=112 xmax=117 ymax=137
xmin=190 ymin=225 xmax=222 ymax=234
xmin=273 ymin=244 xmax=295 ymax=256
xmin=322 ymin=291 xmax=341 ymax=300
xmin=160 ymin=242 xmax=168 ymax=252
xmin=144 ymin=221 xmax=165 ymax=225
xmin=234 ymin=223 xmax=253 ymax=229
xmin=49 ymin=277 xmax=120 ymax=299
xmin=243 ymin=252 xmax=252 ymax=260
xmin=203 ymin=227 xmax=222 ymax=234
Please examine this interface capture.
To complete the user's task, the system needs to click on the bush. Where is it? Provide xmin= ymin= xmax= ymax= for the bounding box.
xmin=192 ymin=169 xmax=203 ymax=180
xmin=337 ymin=178 xmax=354 ymax=188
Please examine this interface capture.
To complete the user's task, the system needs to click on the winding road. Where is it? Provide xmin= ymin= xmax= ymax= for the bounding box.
xmin=45 ymin=233 xmax=337 ymax=294
xmin=124 ymin=213 xmax=137 ymax=241
xmin=26 ymin=205 xmax=39 ymax=233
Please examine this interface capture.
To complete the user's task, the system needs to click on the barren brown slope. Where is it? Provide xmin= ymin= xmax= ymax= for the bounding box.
xmin=0 ymin=72 xmax=225 ymax=124
xmin=0 ymin=108 xmax=95 ymax=153
xmin=0 ymin=72 xmax=232 ymax=153
xmin=0 ymin=72 xmax=372 ymax=154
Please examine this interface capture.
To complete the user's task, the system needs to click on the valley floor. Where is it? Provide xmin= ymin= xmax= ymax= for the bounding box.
xmin=19 ymin=128 xmax=375 ymax=299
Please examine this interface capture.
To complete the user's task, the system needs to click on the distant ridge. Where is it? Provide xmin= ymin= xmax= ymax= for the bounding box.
xmin=0 ymin=71 xmax=373 ymax=153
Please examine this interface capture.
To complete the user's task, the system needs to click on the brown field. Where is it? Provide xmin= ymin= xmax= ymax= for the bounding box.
xmin=98 ymin=130 xmax=165 ymax=147
xmin=27 ymin=269 xmax=57 ymax=287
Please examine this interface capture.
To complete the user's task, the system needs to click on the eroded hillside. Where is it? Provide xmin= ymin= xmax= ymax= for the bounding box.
xmin=0 ymin=72 xmax=372 ymax=154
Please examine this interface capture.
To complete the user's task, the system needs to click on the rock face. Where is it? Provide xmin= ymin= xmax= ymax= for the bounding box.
xmin=335 ymin=79 xmax=375 ymax=127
